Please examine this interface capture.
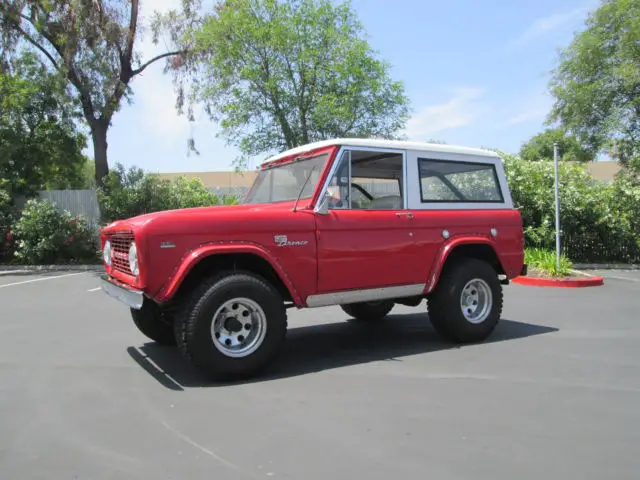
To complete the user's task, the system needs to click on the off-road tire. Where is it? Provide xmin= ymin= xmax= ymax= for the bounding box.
xmin=174 ymin=271 xmax=287 ymax=381
xmin=341 ymin=300 xmax=394 ymax=321
xmin=130 ymin=300 xmax=176 ymax=345
xmin=427 ymin=258 xmax=503 ymax=343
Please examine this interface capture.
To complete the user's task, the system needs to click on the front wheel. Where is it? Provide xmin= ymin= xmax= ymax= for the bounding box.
xmin=130 ymin=300 xmax=176 ymax=345
xmin=174 ymin=272 xmax=287 ymax=381
xmin=427 ymin=258 xmax=502 ymax=343
xmin=341 ymin=300 xmax=394 ymax=321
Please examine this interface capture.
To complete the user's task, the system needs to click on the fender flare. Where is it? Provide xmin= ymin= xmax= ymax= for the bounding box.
xmin=155 ymin=242 xmax=303 ymax=305
xmin=424 ymin=235 xmax=503 ymax=293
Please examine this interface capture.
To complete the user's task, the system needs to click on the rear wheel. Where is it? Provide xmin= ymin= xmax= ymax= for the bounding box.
xmin=130 ymin=300 xmax=176 ymax=345
xmin=427 ymin=258 xmax=502 ymax=343
xmin=341 ymin=300 xmax=394 ymax=321
xmin=174 ymin=271 xmax=287 ymax=381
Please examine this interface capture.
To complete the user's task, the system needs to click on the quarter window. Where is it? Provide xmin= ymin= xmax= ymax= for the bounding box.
xmin=418 ymin=158 xmax=503 ymax=203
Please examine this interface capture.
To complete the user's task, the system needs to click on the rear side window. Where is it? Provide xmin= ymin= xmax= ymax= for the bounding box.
xmin=418 ymin=158 xmax=503 ymax=203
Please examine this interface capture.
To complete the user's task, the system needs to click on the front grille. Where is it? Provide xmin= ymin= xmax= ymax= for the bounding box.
xmin=110 ymin=232 xmax=134 ymax=275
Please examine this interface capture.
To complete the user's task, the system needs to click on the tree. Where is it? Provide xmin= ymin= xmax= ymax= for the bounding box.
xmin=159 ymin=0 xmax=410 ymax=165
xmin=519 ymin=127 xmax=594 ymax=163
xmin=0 ymin=1 xmax=197 ymax=187
xmin=547 ymin=0 xmax=640 ymax=167
xmin=0 ymin=52 xmax=89 ymax=195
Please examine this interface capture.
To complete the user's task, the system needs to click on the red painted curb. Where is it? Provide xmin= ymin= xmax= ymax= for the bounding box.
xmin=512 ymin=275 xmax=604 ymax=288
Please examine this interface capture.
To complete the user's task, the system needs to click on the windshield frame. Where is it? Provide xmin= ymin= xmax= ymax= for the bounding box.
xmin=243 ymin=147 xmax=336 ymax=206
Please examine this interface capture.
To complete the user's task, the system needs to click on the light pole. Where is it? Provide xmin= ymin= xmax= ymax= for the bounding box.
xmin=553 ymin=142 xmax=561 ymax=273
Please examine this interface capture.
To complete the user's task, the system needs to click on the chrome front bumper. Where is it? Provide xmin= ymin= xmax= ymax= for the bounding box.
xmin=101 ymin=275 xmax=144 ymax=310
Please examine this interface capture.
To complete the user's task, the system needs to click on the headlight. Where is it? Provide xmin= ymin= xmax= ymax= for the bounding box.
xmin=103 ymin=240 xmax=112 ymax=266
xmin=128 ymin=241 xmax=139 ymax=276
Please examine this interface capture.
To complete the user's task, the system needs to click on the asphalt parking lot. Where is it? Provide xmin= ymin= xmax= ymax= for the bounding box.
xmin=1 ymin=269 xmax=639 ymax=480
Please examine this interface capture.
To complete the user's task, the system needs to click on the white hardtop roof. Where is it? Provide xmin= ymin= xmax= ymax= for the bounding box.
xmin=262 ymin=138 xmax=500 ymax=165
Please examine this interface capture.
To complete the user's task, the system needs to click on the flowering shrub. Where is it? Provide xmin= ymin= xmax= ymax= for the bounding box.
xmin=499 ymin=152 xmax=640 ymax=263
xmin=0 ymin=185 xmax=16 ymax=262
xmin=13 ymin=199 xmax=98 ymax=265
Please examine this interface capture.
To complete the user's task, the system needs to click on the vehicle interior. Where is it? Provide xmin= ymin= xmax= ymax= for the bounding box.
xmin=329 ymin=150 xmax=404 ymax=210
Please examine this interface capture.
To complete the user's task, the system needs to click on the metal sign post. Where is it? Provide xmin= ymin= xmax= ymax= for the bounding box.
xmin=553 ymin=142 xmax=561 ymax=272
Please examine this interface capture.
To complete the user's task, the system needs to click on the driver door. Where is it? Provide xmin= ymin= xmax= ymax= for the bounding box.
xmin=314 ymin=148 xmax=423 ymax=293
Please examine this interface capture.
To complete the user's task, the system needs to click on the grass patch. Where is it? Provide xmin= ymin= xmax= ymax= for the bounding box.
xmin=525 ymin=248 xmax=574 ymax=278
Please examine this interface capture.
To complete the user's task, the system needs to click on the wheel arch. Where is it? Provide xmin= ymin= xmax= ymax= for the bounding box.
xmin=426 ymin=238 xmax=506 ymax=294
xmin=156 ymin=245 xmax=302 ymax=306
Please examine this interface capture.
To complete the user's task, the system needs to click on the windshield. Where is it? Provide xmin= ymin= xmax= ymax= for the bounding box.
xmin=244 ymin=153 xmax=329 ymax=204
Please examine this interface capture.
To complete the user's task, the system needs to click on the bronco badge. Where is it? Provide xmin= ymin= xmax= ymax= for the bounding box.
xmin=274 ymin=235 xmax=308 ymax=247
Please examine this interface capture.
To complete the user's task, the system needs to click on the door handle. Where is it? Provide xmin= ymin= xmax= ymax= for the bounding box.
xmin=395 ymin=212 xmax=414 ymax=219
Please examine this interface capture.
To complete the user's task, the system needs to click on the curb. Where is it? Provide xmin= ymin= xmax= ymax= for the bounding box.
xmin=0 ymin=265 xmax=103 ymax=274
xmin=512 ymin=275 xmax=604 ymax=288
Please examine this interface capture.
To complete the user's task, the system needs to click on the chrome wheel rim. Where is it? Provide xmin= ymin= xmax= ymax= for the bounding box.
xmin=210 ymin=298 xmax=267 ymax=358
xmin=460 ymin=279 xmax=493 ymax=324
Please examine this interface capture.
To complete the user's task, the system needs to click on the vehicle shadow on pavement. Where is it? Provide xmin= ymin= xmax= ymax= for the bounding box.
xmin=126 ymin=313 xmax=558 ymax=390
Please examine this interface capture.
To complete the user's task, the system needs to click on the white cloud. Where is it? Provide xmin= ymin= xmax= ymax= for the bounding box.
xmin=133 ymin=72 xmax=192 ymax=142
xmin=404 ymin=87 xmax=488 ymax=139
xmin=507 ymin=6 xmax=591 ymax=50
xmin=506 ymin=108 xmax=548 ymax=125
xmin=504 ymin=90 xmax=553 ymax=126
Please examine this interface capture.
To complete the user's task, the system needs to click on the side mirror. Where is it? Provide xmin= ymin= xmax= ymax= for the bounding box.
xmin=316 ymin=193 xmax=330 ymax=215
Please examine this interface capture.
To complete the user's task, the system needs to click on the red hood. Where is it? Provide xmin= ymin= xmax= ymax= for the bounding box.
xmin=101 ymin=200 xmax=313 ymax=238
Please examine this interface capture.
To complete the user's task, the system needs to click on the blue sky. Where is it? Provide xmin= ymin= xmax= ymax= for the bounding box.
xmin=103 ymin=0 xmax=597 ymax=173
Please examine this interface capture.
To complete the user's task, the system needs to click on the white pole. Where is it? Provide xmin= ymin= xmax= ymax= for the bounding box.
xmin=553 ymin=142 xmax=561 ymax=273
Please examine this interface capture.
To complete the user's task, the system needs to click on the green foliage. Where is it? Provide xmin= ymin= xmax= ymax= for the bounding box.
xmin=98 ymin=163 xmax=240 ymax=222
xmin=548 ymin=0 xmax=640 ymax=164
xmin=0 ymin=1 xmax=198 ymax=186
xmin=13 ymin=199 xmax=98 ymax=265
xmin=525 ymin=248 xmax=573 ymax=278
xmin=519 ymin=127 xmax=594 ymax=162
xmin=164 ymin=0 xmax=410 ymax=166
xmin=0 ymin=180 xmax=17 ymax=261
xmin=0 ymin=52 xmax=88 ymax=195
xmin=166 ymin=176 xmax=239 ymax=210
xmin=499 ymin=151 xmax=640 ymax=263
xmin=609 ymin=169 xmax=640 ymax=240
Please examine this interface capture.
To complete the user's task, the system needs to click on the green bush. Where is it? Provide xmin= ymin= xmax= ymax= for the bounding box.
xmin=13 ymin=199 xmax=99 ymax=265
xmin=0 ymin=183 xmax=16 ymax=262
xmin=525 ymin=248 xmax=573 ymax=277
xmin=499 ymin=152 xmax=640 ymax=263
xmin=98 ymin=163 xmax=240 ymax=222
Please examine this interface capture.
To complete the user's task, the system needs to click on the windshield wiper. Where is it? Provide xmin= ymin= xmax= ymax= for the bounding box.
xmin=292 ymin=166 xmax=317 ymax=213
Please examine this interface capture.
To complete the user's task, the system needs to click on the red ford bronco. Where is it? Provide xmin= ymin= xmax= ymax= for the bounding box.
xmin=101 ymin=139 xmax=526 ymax=380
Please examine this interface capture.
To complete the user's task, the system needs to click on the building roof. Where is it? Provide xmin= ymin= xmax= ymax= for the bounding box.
xmin=262 ymin=138 xmax=500 ymax=165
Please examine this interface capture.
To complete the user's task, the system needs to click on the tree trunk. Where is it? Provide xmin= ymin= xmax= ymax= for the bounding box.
xmin=91 ymin=120 xmax=109 ymax=188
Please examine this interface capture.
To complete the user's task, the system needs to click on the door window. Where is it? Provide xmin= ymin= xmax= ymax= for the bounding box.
xmin=325 ymin=149 xmax=404 ymax=210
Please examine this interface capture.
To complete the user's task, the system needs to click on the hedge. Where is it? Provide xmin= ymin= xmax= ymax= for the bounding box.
xmin=501 ymin=152 xmax=640 ymax=264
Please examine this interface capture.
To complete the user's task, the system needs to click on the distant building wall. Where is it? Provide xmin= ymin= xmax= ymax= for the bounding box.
xmin=157 ymin=171 xmax=259 ymax=188
xmin=584 ymin=161 xmax=621 ymax=183
xmin=157 ymin=161 xmax=623 ymax=189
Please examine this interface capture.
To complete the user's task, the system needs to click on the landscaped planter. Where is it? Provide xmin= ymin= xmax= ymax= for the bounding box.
xmin=513 ymin=269 xmax=604 ymax=288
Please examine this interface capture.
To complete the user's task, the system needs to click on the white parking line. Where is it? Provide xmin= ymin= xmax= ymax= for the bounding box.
xmin=0 ymin=272 xmax=87 ymax=289
xmin=88 ymin=287 xmax=101 ymax=292
xmin=603 ymin=274 xmax=639 ymax=283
